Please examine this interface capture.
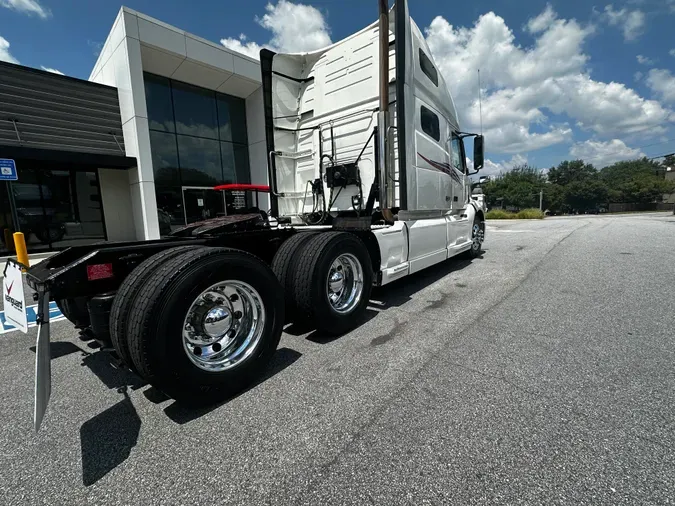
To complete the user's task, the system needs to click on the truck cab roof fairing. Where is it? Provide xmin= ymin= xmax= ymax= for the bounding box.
xmin=261 ymin=0 xmax=462 ymax=217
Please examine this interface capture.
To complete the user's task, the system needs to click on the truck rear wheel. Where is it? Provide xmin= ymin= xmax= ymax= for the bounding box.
xmin=291 ymin=232 xmax=372 ymax=335
xmin=126 ymin=247 xmax=285 ymax=404
xmin=109 ymin=245 xmax=201 ymax=370
xmin=271 ymin=231 xmax=317 ymax=320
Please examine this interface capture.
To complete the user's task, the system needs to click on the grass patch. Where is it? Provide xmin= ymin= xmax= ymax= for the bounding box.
xmin=516 ymin=208 xmax=545 ymax=219
xmin=485 ymin=208 xmax=545 ymax=220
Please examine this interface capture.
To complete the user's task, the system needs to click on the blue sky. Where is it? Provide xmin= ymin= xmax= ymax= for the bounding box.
xmin=1 ymin=0 xmax=674 ymax=173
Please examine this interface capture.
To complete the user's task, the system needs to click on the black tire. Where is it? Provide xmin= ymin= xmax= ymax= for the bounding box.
xmin=271 ymin=231 xmax=317 ymax=319
xmin=109 ymin=246 xmax=201 ymax=370
xmin=126 ymin=247 xmax=285 ymax=404
xmin=56 ymin=297 xmax=90 ymax=328
xmin=467 ymin=214 xmax=484 ymax=259
xmin=290 ymin=232 xmax=373 ymax=336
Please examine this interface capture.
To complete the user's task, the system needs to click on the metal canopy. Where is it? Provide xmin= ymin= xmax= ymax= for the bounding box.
xmin=0 ymin=61 xmax=130 ymax=160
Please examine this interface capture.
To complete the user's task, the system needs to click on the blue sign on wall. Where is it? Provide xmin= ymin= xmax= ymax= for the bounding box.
xmin=0 ymin=159 xmax=17 ymax=181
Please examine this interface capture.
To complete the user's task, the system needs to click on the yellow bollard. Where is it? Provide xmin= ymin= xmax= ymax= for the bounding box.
xmin=13 ymin=232 xmax=29 ymax=268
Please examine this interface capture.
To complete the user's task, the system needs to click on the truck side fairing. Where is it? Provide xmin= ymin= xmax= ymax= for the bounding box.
xmin=261 ymin=0 xmax=465 ymax=221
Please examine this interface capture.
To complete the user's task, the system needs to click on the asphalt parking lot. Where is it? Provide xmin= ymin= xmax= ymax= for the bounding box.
xmin=1 ymin=213 xmax=674 ymax=505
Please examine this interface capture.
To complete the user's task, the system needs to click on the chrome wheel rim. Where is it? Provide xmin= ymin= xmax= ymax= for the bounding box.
xmin=326 ymin=253 xmax=364 ymax=314
xmin=182 ymin=281 xmax=265 ymax=372
xmin=472 ymin=223 xmax=484 ymax=251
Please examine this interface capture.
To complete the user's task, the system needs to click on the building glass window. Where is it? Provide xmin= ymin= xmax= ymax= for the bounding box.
xmin=171 ymin=81 xmax=219 ymax=139
xmin=177 ymin=135 xmax=223 ymax=186
xmin=149 ymin=131 xmax=180 ymax=187
xmin=233 ymin=144 xmax=251 ymax=184
xmin=220 ymin=141 xmax=236 ymax=184
xmin=217 ymin=95 xmax=248 ymax=145
xmin=155 ymin=187 xmax=184 ymax=231
xmin=144 ymin=72 xmax=252 ymax=233
xmin=144 ymin=74 xmax=175 ymax=133
xmin=0 ymin=183 xmax=12 ymax=255
xmin=2 ymin=167 xmax=105 ymax=253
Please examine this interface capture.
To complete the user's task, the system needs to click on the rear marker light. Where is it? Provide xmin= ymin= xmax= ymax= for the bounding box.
xmin=87 ymin=263 xmax=114 ymax=281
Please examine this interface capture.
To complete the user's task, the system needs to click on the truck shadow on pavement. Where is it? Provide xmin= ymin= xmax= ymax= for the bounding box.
xmin=74 ymin=253 xmax=481 ymax=484
xmin=81 ymin=349 xmax=147 ymax=391
xmin=371 ymin=254 xmax=479 ymax=309
xmin=285 ymin=253 xmax=483 ymax=344
xmin=71 ymin=340 xmax=299 ymax=485
xmin=80 ymin=388 xmax=140 ymax=486
xmin=77 ymin=350 xmax=148 ymax=486
xmin=78 ymin=348 xmax=302 ymax=486
xmin=161 ymin=347 xmax=302 ymax=424
xmin=28 ymin=341 xmax=83 ymax=360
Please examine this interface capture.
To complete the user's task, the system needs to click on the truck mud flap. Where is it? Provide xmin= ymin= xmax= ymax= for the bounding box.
xmin=34 ymin=290 xmax=51 ymax=432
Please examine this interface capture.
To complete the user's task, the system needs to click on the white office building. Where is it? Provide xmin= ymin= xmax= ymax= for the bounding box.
xmin=89 ymin=6 xmax=269 ymax=241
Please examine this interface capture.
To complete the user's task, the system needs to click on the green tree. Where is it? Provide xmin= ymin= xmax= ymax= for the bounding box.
xmin=600 ymin=158 xmax=675 ymax=203
xmin=542 ymin=183 xmax=565 ymax=213
xmin=547 ymin=160 xmax=597 ymax=186
xmin=564 ymin=179 xmax=609 ymax=212
xmin=483 ymin=165 xmax=546 ymax=210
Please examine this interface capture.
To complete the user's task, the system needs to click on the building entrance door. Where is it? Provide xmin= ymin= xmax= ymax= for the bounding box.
xmin=182 ymin=187 xmax=226 ymax=225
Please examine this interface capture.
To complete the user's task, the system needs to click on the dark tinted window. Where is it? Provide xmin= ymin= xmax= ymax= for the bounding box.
xmin=8 ymin=168 xmax=104 ymax=251
xmin=177 ymin=135 xmax=222 ymax=186
xmin=149 ymin=131 xmax=180 ymax=186
xmin=155 ymin=187 xmax=184 ymax=228
xmin=419 ymin=49 xmax=438 ymax=87
xmin=221 ymin=142 xmax=251 ymax=185
xmin=220 ymin=141 xmax=236 ymax=183
xmin=145 ymin=74 xmax=175 ymax=132
xmin=421 ymin=106 xmax=440 ymax=142
xmin=172 ymin=81 xmax=218 ymax=139
xmin=233 ymin=144 xmax=251 ymax=183
xmin=217 ymin=95 xmax=248 ymax=144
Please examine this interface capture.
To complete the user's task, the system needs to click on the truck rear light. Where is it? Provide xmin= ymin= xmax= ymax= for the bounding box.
xmin=87 ymin=263 xmax=113 ymax=281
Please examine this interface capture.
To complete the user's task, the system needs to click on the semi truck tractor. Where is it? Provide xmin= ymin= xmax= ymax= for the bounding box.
xmin=8 ymin=0 xmax=486 ymax=431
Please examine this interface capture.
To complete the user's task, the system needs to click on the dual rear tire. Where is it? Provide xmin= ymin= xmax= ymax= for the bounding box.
xmin=108 ymin=231 xmax=372 ymax=404
xmin=110 ymin=246 xmax=284 ymax=404
xmin=272 ymin=231 xmax=373 ymax=336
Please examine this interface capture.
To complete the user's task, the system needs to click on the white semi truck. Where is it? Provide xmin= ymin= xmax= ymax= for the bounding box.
xmin=12 ymin=0 xmax=486 ymax=430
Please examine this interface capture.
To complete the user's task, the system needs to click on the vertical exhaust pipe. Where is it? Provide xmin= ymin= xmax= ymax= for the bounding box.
xmin=378 ymin=0 xmax=394 ymax=217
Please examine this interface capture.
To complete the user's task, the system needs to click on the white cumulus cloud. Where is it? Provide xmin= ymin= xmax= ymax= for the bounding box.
xmin=424 ymin=6 xmax=672 ymax=155
xmin=603 ymin=4 xmax=645 ymax=41
xmin=220 ymin=34 xmax=263 ymax=60
xmin=0 ymin=0 xmax=50 ymax=19
xmin=480 ymin=153 xmax=530 ymax=177
xmin=636 ymin=54 xmax=654 ymax=65
xmin=40 ymin=66 xmax=63 ymax=75
xmin=569 ymin=139 xmax=645 ymax=167
xmin=669 ymin=48 xmax=675 ymax=57
xmin=525 ymin=3 xmax=557 ymax=33
xmin=221 ymin=0 xmax=331 ymax=60
xmin=646 ymin=68 xmax=675 ymax=103
xmin=0 ymin=35 xmax=19 ymax=63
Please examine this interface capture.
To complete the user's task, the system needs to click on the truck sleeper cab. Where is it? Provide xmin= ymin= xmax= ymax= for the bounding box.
xmin=261 ymin=0 xmax=485 ymax=284
xmin=21 ymin=0 xmax=486 ymax=431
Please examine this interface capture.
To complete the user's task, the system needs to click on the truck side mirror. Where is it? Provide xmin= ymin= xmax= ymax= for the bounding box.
xmin=473 ymin=135 xmax=484 ymax=171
